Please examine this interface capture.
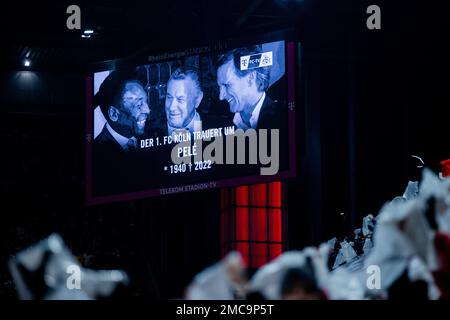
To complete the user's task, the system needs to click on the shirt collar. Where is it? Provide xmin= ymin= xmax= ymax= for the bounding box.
xmin=168 ymin=111 xmax=202 ymax=136
xmin=105 ymin=122 xmax=133 ymax=150
xmin=233 ymin=92 xmax=266 ymax=130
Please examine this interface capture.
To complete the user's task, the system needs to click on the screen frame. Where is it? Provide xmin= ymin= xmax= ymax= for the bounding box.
xmin=85 ymin=29 xmax=298 ymax=205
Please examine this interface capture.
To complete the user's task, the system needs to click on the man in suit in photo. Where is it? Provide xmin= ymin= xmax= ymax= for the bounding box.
xmin=93 ymin=70 xmax=151 ymax=196
xmin=164 ymin=66 xmax=203 ymax=136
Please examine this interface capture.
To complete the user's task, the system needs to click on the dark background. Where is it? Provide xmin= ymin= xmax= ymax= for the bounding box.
xmin=1 ymin=0 xmax=449 ymax=299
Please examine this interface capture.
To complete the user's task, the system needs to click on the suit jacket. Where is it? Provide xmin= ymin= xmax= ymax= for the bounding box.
xmin=219 ymin=94 xmax=288 ymax=178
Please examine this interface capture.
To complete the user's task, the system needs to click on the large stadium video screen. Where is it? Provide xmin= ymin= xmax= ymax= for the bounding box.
xmin=86 ymin=35 xmax=297 ymax=204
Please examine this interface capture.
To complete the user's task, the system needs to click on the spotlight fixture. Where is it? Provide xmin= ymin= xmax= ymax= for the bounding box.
xmin=24 ymin=59 xmax=31 ymax=67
